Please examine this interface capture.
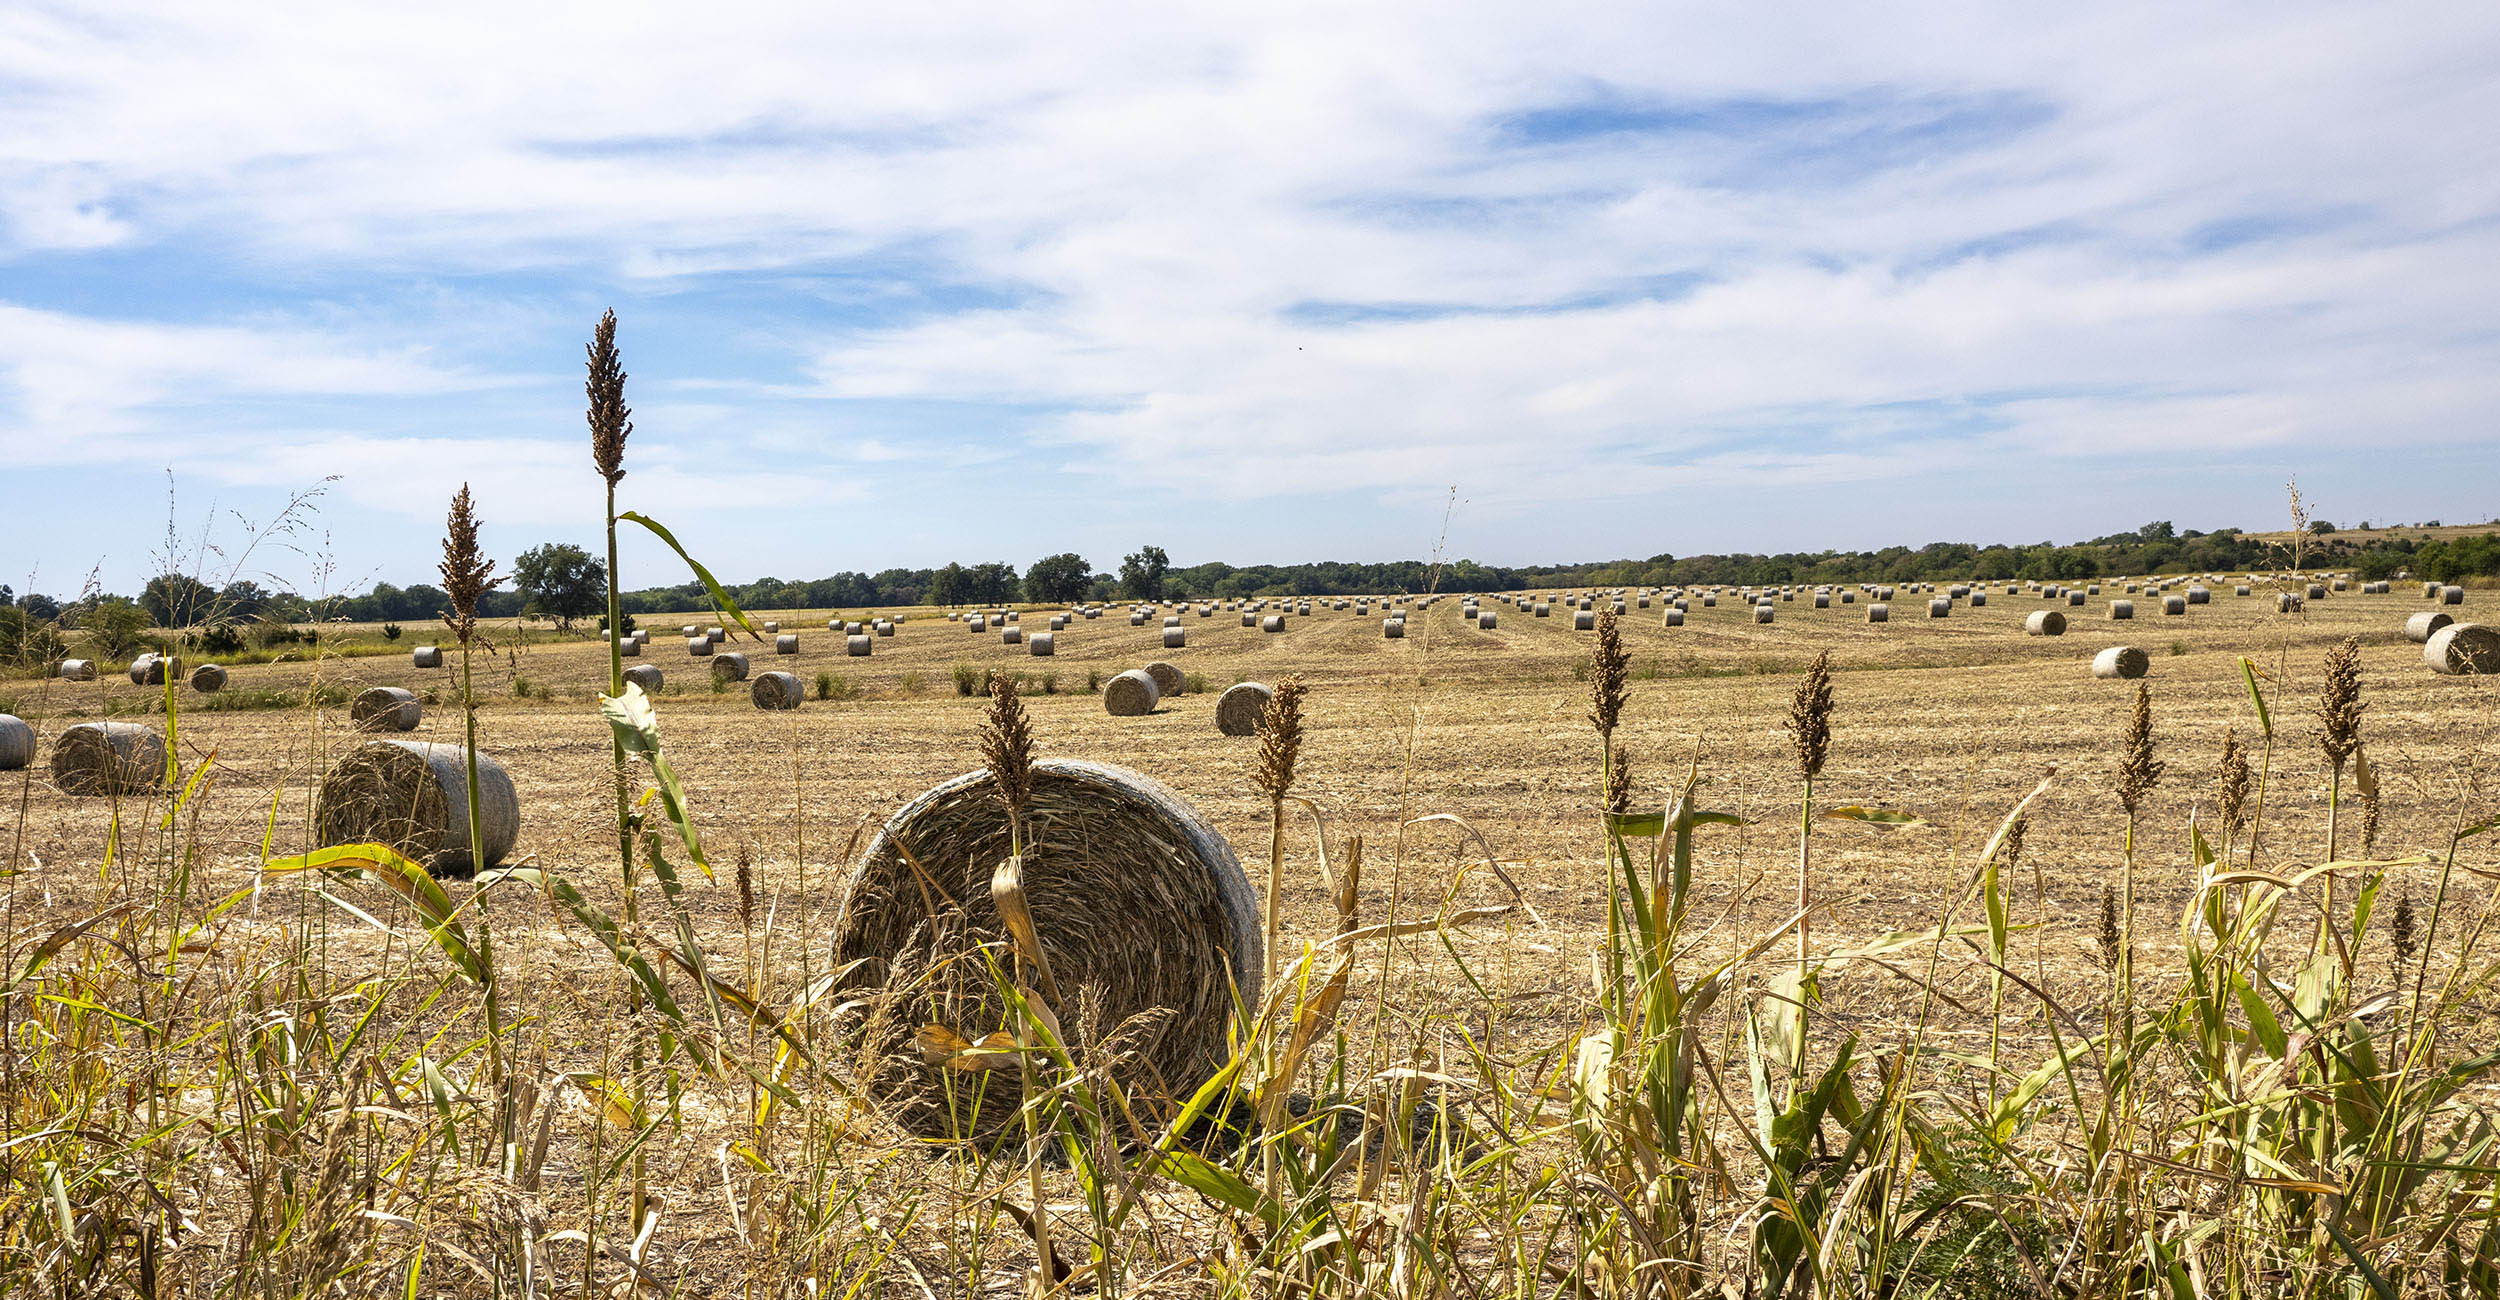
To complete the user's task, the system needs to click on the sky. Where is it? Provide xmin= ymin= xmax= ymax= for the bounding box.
xmin=3 ymin=2 xmax=2497 ymax=597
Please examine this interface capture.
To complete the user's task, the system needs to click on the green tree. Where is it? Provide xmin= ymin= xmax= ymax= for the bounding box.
xmin=140 ymin=573 xmax=216 ymax=627
xmin=511 ymin=543 xmax=606 ymax=627
xmin=1120 ymin=544 xmax=1170 ymax=600
xmin=84 ymin=599 xmax=156 ymax=661
xmin=1024 ymin=552 xmax=1093 ymax=603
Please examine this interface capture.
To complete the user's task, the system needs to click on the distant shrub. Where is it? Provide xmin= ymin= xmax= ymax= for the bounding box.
xmin=952 ymin=664 xmax=982 ymax=696
xmin=381 ymin=622 xmax=403 ymax=641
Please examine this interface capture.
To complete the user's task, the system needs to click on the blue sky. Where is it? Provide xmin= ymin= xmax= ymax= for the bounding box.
xmin=3 ymin=2 xmax=2497 ymax=596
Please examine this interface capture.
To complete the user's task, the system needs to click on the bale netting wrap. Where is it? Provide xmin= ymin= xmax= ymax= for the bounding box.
xmin=1216 ymin=681 xmax=1272 ymax=736
xmin=712 ymin=652 xmax=750 ymax=684
xmin=189 ymin=664 xmax=228 ymax=693
xmin=413 ymin=645 xmax=443 ymax=668
xmin=315 ymin=739 xmax=518 ymax=875
xmin=2093 ymin=646 xmax=2151 ymax=680
xmin=2407 ymin=611 xmax=2455 ymax=643
xmin=2425 ymin=624 xmax=2500 ymax=676
xmin=2025 ymin=610 xmax=2067 ymax=636
xmin=352 ymin=686 xmax=422 ymax=732
xmin=0 ymin=714 xmax=32 ymax=771
xmin=59 ymin=659 xmax=95 ymax=681
xmin=831 ymin=758 xmax=1262 ymax=1136
xmin=50 ymin=722 xmax=166 ymax=795
xmin=753 ymin=671 xmax=804 ymax=710
xmin=623 ymin=664 xmax=664 ymax=693
xmin=1104 ymin=668 xmax=1161 ymax=716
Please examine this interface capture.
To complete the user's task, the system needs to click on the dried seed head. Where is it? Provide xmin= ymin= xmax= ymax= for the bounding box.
xmin=735 ymin=843 xmax=755 ymax=932
xmin=1787 ymin=650 xmax=1834 ymax=782
xmin=2117 ymin=682 xmax=2164 ymax=815
xmin=1588 ymin=609 xmax=1629 ymax=741
xmin=437 ymin=484 xmax=496 ymax=645
xmin=2361 ymin=777 xmax=2383 ymax=855
xmin=2216 ymin=725 xmax=2251 ymax=836
xmin=2316 ymin=636 xmax=2364 ymax=773
xmin=586 ymin=309 xmax=633 ymax=487
xmin=2392 ymin=884 xmax=2418 ymax=974
xmin=1606 ymin=744 xmax=1634 ymax=816
xmin=981 ymin=672 xmax=1036 ymax=835
xmin=2002 ymin=811 xmax=2029 ymax=870
xmin=2097 ymin=885 xmax=2123 ymax=971
xmin=1254 ymin=674 xmax=1308 ymax=801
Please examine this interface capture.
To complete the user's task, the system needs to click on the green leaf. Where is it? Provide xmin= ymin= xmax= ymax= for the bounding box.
xmin=2239 ymin=656 xmax=2272 ymax=738
xmin=618 ymin=511 xmax=760 ymax=641
xmin=599 ymin=683 xmax=711 ymax=880
xmin=263 ymin=843 xmax=486 ymax=984
xmin=1603 ymin=811 xmax=1665 ymax=837
xmin=1156 ymin=1150 xmax=1278 ymax=1230
xmin=1819 ymin=806 xmax=1925 ymax=829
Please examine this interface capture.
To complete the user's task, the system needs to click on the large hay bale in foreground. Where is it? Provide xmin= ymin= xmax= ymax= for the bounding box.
xmin=0 ymin=714 xmax=33 ymax=771
xmin=712 ymin=652 xmax=750 ymax=684
xmin=752 ymin=671 xmax=804 ymax=710
xmin=2025 ymin=610 xmax=2066 ymax=636
xmin=51 ymin=722 xmax=166 ymax=795
xmin=189 ymin=664 xmax=228 ymax=693
xmin=623 ymin=664 xmax=664 ymax=693
xmin=1216 ymin=681 xmax=1272 ymax=736
xmin=1104 ymin=668 xmax=1161 ymax=716
xmin=2425 ymin=624 xmax=2500 ymax=676
xmin=2406 ymin=611 xmax=2455 ymax=643
xmin=1144 ymin=661 xmax=1184 ymax=698
xmin=831 ymin=758 xmax=1261 ymax=1137
xmin=2093 ymin=646 xmax=2151 ymax=680
xmin=352 ymin=686 xmax=422 ymax=732
xmin=315 ymin=739 xmax=518 ymax=875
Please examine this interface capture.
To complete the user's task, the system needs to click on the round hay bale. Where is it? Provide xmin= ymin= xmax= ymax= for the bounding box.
xmin=2425 ymin=624 xmax=2500 ymax=675
xmin=974 ymin=617 xmax=990 ymax=633
xmin=2110 ymin=600 xmax=2135 ymax=620
xmin=1755 ymin=605 xmax=1774 ymax=623
xmin=2236 ymin=585 xmax=2251 ymax=597
xmin=624 ymin=664 xmax=664 ymax=693
xmin=847 ymin=635 xmax=872 ymax=657
xmin=1051 ymin=615 xmax=1068 ymax=630
xmin=2093 ymin=646 xmax=2151 ymax=680
xmin=1702 ymin=595 xmax=1716 ymax=607
xmin=352 ymin=686 xmax=422 ymax=732
xmin=711 ymin=652 xmax=750 ymax=684
xmin=2426 ymin=582 xmax=2445 ymax=599
xmin=315 ymin=739 xmax=518 ymax=875
xmin=707 ymin=626 xmax=726 ymax=639
xmin=1574 ymin=610 xmax=1596 ymax=630
xmin=2164 ymin=596 xmax=2187 ymax=615
xmin=682 ymin=624 xmax=701 ymax=636
xmin=1384 ymin=618 xmax=1405 ymax=638
xmin=1003 ymin=627 xmax=1024 ymax=645
xmin=2278 ymin=593 xmax=2303 ymax=613
xmin=1664 ymin=609 xmax=1685 ymax=626
xmin=59 ymin=659 xmax=95 ymax=681
xmin=1840 ymin=591 xmax=1855 ymax=604
xmin=764 ymin=621 xmax=780 ymax=634
xmin=50 ymin=722 xmax=165 ymax=795
xmin=1970 ymin=592 xmax=1987 ymax=607
xmin=0 ymin=714 xmax=33 ymax=771
xmin=1478 ymin=611 xmax=1498 ymax=629
xmin=877 ymin=621 xmax=895 ymax=637
xmin=1867 ymin=603 xmax=1889 ymax=623
xmin=1534 ymin=603 xmax=1550 ymax=617
xmin=1162 ymin=628 xmax=1187 ymax=649
xmin=1928 ymin=598 xmax=1951 ymax=618
xmin=776 ymin=634 xmax=800 ymax=655
xmin=1240 ymin=612 xmax=1257 ymax=627
xmin=189 ymin=664 xmax=228 ymax=693
xmin=686 ymin=637 xmax=710 ymax=656
xmin=2025 ymin=610 xmax=2067 ymax=636
xmin=2187 ymin=586 xmax=2211 ymax=604
xmin=2307 ymin=584 xmax=2327 ymax=600
xmin=1103 ymin=668 xmax=1161 ymax=716
xmin=1162 ymin=616 xmax=1181 ymax=629
xmin=1144 ymin=661 xmax=1184 ymax=697
xmin=128 ymin=655 xmax=163 ymax=686
xmin=2406 ymin=611 xmax=2454 ymax=643
xmin=1216 ymin=682 xmax=1273 ymax=736
xmin=1131 ymin=613 xmax=1147 ymax=627
xmin=752 ymin=671 xmax=804 ymax=710
xmin=832 ymin=758 xmax=1260 ymax=1137
xmin=1029 ymin=632 xmax=1055 ymax=656
xmin=413 ymin=645 xmax=443 ymax=668
xmin=2445 ymin=586 xmax=2467 ymax=606
xmin=1261 ymin=615 xmax=1284 ymax=633
xmin=620 ymin=637 xmax=641 ymax=657
xmin=1814 ymin=593 xmax=1830 ymax=608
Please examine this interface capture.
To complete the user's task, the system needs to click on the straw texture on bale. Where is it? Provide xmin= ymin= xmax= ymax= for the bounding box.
xmin=2445 ymin=586 xmax=2467 ymax=606
xmin=2093 ymin=646 xmax=2151 ymax=680
xmin=1814 ymin=594 xmax=1829 ymax=608
xmin=1574 ymin=610 xmax=1596 ymax=630
xmin=832 ymin=758 xmax=1260 ymax=1137
xmin=1216 ymin=681 xmax=1273 ymax=736
xmin=0 ymin=714 xmax=32 ymax=771
xmin=315 ymin=739 xmax=518 ymax=874
xmin=763 ymin=621 xmax=780 ymax=634
xmin=1004 ymin=627 xmax=1024 ymax=644
xmin=620 ymin=638 xmax=641 ymax=657
xmin=1144 ymin=662 xmax=1184 ymax=698
xmin=1262 ymin=615 xmax=1284 ymax=633
xmin=2110 ymin=600 xmax=2135 ymax=620
xmin=1755 ymin=606 xmax=1774 ymax=623
xmin=2425 ymin=624 xmax=2500 ymax=676
xmin=352 ymin=686 xmax=422 ymax=732
xmin=776 ymin=634 xmax=800 ymax=655
xmin=1867 ymin=604 xmax=1889 ymax=623
xmin=877 ymin=621 xmax=894 ymax=636
xmin=1478 ymin=612 xmax=1498 ymax=629
xmin=2164 ymin=596 xmax=2187 ymax=615
xmin=712 ymin=652 xmax=750 ymax=683
xmin=59 ymin=659 xmax=95 ymax=681
xmin=752 ymin=671 xmax=804 ymax=710
xmin=847 ymin=635 xmax=872 ymax=656
xmin=687 ymin=637 xmax=710 ymax=656
xmin=1970 ymin=592 xmax=1987 ymax=607
xmin=1162 ymin=628 xmax=1186 ymax=649
xmin=2407 ymin=611 xmax=2455 ymax=643
xmin=623 ymin=664 xmax=664 ymax=693
xmin=1928 ymin=598 xmax=1952 ymax=618
xmin=50 ymin=722 xmax=165 ymax=795
xmin=1384 ymin=619 xmax=1405 ymax=638
xmin=413 ymin=645 xmax=443 ymax=668
xmin=1029 ymin=632 xmax=1054 ymax=656
xmin=1103 ymin=668 xmax=1161 ymax=716
xmin=2025 ymin=610 xmax=2067 ymax=636
xmin=189 ymin=664 xmax=228 ymax=693
xmin=129 ymin=655 xmax=169 ymax=686
xmin=1664 ymin=609 xmax=1685 ymax=626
